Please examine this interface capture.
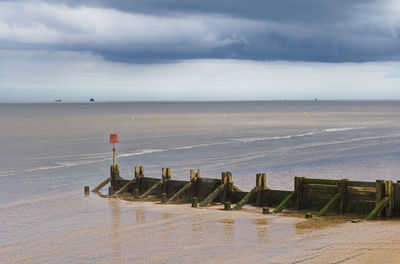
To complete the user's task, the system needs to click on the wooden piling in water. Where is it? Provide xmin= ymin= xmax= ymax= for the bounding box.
xmin=84 ymin=186 xmax=89 ymax=196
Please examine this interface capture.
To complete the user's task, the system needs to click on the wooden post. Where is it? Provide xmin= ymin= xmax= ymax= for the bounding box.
xmin=192 ymin=169 xmax=200 ymax=199
xmin=133 ymin=188 xmax=139 ymax=199
xmin=295 ymin=177 xmax=303 ymax=210
xmin=140 ymin=166 xmax=144 ymax=177
xmin=224 ymin=202 xmax=231 ymax=210
xmin=376 ymin=180 xmax=384 ymax=217
xmin=256 ymin=173 xmax=262 ymax=206
xmin=84 ymin=186 xmax=89 ymax=196
xmin=221 ymin=172 xmax=227 ymax=203
xmin=261 ymin=173 xmax=267 ymax=189
xmin=135 ymin=166 xmax=140 ymax=178
xmin=192 ymin=197 xmax=198 ymax=208
xmin=190 ymin=169 xmax=195 ymax=181
xmin=161 ymin=193 xmax=167 ymax=204
xmin=339 ymin=179 xmax=348 ymax=214
xmin=385 ymin=180 xmax=394 ymax=217
xmin=395 ymin=181 xmax=400 ymax=216
xmin=162 ymin=168 xmax=168 ymax=196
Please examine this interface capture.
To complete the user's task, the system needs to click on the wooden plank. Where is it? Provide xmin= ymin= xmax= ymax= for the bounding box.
xmin=317 ymin=192 xmax=340 ymax=217
xmin=233 ymin=186 xmax=258 ymax=210
xmin=346 ymin=188 xmax=376 ymax=203
xmin=114 ymin=178 xmax=137 ymax=195
xmin=272 ymin=191 xmax=295 ymax=213
xmin=302 ymin=178 xmax=337 ymax=185
xmin=303 ymin=184 xmax=338 ymax=191
xmin=347 ymin=181 xmax=376 ymax=188
xmin=199 ymin=184 xmax=224 ymax=207
xmin=92 ymin=177 xmax=111 ymax=192
xmin=365 ymin=196 xmax=390 ymax=221
xmin=167 ymin=182 xmax=192 ymax=202
xmin=139 ymin=179 xmax=163 ymax=199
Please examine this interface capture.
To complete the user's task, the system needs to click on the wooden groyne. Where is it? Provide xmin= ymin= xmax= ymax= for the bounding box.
xmin=89 ymin=164 xmax=400 ymax=221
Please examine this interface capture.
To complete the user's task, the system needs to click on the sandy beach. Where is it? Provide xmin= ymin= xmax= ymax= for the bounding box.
xmin=1 ymin=195 xmax=400 ymax=264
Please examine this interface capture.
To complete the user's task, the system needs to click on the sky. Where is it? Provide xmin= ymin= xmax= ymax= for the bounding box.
xmin=1 ymin=0 xmax=400 ymax=101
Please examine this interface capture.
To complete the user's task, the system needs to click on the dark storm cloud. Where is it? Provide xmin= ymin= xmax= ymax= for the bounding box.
xmin=0 ymin=0 xmax=399 ymax=62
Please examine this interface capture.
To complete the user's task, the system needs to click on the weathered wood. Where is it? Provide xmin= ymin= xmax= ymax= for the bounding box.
xmin=199 ymin=184 xmax=224 ymax=207
xmin=133 ymin=188 xmax=139 ymax=199
xmin=376 ymin=180 xmax=384 ymax=217
xmin=339 ymin=179 xmax=348 ymax=213
xmin=92 ymin=177 xmax=111 ymax=192
xmin=161 ymin=193 xmax=167 ymax=204
xmin=256 ymin=173 xmax=262 ymax=206
xmin=192 ymin=197 xmax=198 ymax=208
xmin=139 ymin=179 xmax=163 ymax=199
xmin=233 ymin=186 xmax=258 ymax=210
xmin=261 ymin=173 xmax=267 ymax=189
xmin=134 ymin=166 xmax=140 ymax=178
xmin=167 ymin=182 xmax=192 ymax=202
xmin=317 ymin=192 xmax=340 ymax=217
xmin=139 ymin=166 xmax=144 ymax=177
xmin=347 ymin=181 xmax=376 ymax=188
xmin=395 ymin=181 xmax=400 ymax=216
xmin=273 ymin=191 xmax=295 ymax=213
xmin=232 ymin=185 xmax=243 ymax=192
xmin=84 ymin=186 xmax=89 ymax=196
xmin=295 ymin=177 xmax=303 ymax=209
xmin=190 ymin=169 xmax=195 ymax=181
xmin=303 ymin=184 xmax=338 ymax=191
xmin=224 ymin=202 xmax=231 ymax=210
xmin=385 ymin=180 xmax=394 ymax=217
xmin=365 ymin=196 xmax=390 ymax=221
xmin=303 ymin=178 xmax=337 ymax=185
xmin=114 ymin=178 xmax=137 ymax=195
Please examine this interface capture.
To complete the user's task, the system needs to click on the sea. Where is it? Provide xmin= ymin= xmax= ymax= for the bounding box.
xmin=1 ymin=101 xmax=400 ymax=263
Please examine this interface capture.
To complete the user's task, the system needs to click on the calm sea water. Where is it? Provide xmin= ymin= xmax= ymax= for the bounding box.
xmin=1 ymin=101 xmax=400 ymax=263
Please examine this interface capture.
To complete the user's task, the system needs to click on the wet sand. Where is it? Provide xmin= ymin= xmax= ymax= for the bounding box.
xmin=1 ymin=194 xmax=400 ymax=264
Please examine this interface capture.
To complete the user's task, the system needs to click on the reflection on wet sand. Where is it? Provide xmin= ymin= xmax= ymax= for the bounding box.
xmin=253 ymin=218 xmax=268 ymax=242
xmin=109 ymin=199 xmax=123 ymax=264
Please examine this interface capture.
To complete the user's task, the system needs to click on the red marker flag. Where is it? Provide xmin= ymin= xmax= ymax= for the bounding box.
xmin=109 ymin=134 xmax=118 ymax=144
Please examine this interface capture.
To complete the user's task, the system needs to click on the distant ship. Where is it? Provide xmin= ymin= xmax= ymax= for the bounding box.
xmin=55 ymin=99 xmax=62 ymax=102
xmin=90 ymin=98 xmax=95 ymax=102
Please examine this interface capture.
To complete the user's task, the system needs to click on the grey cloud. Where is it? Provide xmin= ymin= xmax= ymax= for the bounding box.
xmin=0 ymin=0 xmax=399 ymax=63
